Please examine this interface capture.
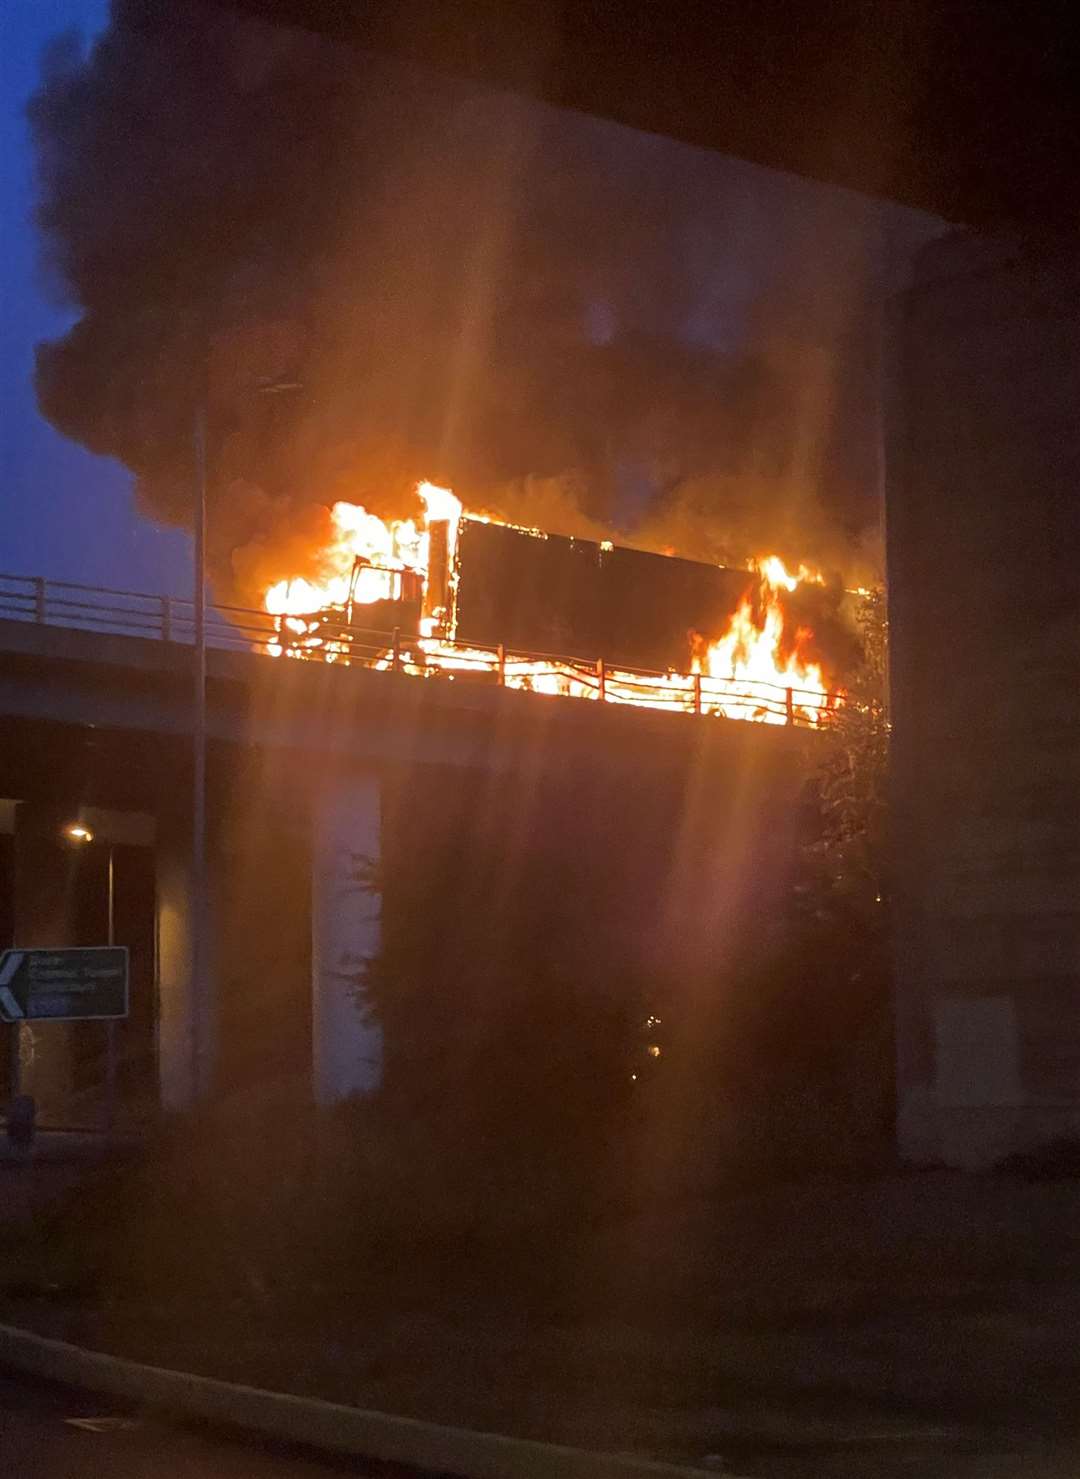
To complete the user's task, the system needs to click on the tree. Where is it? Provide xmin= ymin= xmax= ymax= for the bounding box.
xmin=801 ymin=587 xmax=889 ymax=943
xmin=728 ymin=588 xmax=893 ymax=1167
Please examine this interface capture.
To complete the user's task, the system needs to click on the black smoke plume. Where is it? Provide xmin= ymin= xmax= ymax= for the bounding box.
xmin=29 ymin=0 xmax=936 ymax=602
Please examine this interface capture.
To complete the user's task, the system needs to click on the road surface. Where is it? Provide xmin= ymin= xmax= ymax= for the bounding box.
xmin=7 ymin=1361 xmax=1080 ymax=1479
xmin=0 ymin=1368 xmax=367 ymax=1478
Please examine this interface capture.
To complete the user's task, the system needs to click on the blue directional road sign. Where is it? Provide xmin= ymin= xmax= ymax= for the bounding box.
xmin=0 ymin=947 xmax=128 ymax=1023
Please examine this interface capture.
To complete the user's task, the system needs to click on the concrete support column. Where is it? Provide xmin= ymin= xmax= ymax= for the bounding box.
xmin=156 ymin=805 xmax=215 ymax=1111
xmin=311 ymin=770 xmax=383 ymax=1104
xmin=888 ymin=232 xmax=1080 ymax=1167
xmin=12 ymin=801 xmax=81 ymax=1119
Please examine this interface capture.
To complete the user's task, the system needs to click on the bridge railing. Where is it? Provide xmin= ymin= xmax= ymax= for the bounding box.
xmin=0 ymin=571 xmax=835 ymax=727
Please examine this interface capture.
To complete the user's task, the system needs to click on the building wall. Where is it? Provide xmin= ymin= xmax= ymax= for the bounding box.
xmin=888 ymin=232 xmax=1080 ymax=1166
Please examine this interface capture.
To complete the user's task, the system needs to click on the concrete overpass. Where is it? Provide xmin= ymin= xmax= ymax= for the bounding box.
xmin=0 ymin=583 xmax=815 ymax=1129
xmin=226 ymin=0 xmax=1079 ymax=230
xmin=24 ymin=5 xmax=1079 ymax=1163
xmin=213 ymin=1 xmax=1080 ymax=1169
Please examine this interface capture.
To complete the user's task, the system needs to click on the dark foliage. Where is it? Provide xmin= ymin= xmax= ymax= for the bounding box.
xmin=724 ymin=589 xmax=893 ymax=1164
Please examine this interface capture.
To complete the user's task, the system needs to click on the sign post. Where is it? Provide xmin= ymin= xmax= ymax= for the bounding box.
xmin=3 ymin=947 xmax=128 ymax=1147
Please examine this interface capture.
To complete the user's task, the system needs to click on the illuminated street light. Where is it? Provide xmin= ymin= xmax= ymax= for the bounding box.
xmin=62 ymin=822 xmax=94 ymax=844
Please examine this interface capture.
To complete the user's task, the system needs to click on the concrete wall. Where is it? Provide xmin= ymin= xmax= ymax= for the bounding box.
xmin=213 ymin=748 xmax=313 ymax=1108
xmin=6 ymin=802 xmax=157 ymax=1126
xmin=0 ymin=643 xmax=819 ymax=1124
xmin=11 ymin=801 xmax=83 ymax=1120
xmin=888 ymin=232 xmax=1080 ymax=1167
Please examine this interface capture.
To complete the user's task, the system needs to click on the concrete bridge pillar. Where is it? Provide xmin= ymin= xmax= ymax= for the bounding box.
xmin=888 ymin=232 xmax=1080 ymax=1167
xmin=10 ymin=800 xmax=90 ymax=1121
xmin=156 ymin=804 xmax=216 ymax=1111
xmin=311 ymin=770 xmax=383 ymax=1104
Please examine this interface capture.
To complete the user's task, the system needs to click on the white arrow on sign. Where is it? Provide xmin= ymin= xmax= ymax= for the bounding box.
xmin=0 ymin=950 xmax=24 ymax=1020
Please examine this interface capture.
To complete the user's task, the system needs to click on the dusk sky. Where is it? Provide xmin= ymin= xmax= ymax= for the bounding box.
xmin=2 ymin=0 xmax=191 ymax=593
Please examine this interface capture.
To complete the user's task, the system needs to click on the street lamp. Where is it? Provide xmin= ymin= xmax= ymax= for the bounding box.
xmin=192 ymin=403 xmax=209 ymax=1105
xmin=60 ymin=818 xmax=118 ymax=1132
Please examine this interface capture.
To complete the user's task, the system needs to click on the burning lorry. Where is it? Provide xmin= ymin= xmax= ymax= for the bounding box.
xmin=263 ymin=483 xmax=850 ymax=727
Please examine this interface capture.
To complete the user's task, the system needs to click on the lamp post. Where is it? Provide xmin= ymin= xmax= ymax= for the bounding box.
xmin=104 ymin=838 xmax=117 ymax=1134
xmin=191 ymin=405 xmax=208 ymax=1103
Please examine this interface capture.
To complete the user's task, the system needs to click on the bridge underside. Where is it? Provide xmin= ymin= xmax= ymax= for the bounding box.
xmin=227 ymin=0 xmax=1076 ymax=230
xmin=0 ymin=622 xmax=816 ymax=1148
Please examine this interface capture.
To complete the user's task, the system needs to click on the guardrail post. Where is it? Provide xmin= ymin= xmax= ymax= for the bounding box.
xmin=497 ymin=643 xmax=506 ymax=686
xmin=391 ymin=626 xmax=401 ymax=672
xmin=786 ymin=687 xmax=794 ymax=725
xmin=693 ymin=671 xmax=702 ymax=715
xmin=33 ymin=578 xmax=46 ymax=624
xmin=160 ymin=595 xmax=172 ymax=641
xmin=596 ymin=657 xmax=606 ymax=701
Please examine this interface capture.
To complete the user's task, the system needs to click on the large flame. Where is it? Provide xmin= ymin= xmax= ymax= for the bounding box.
xmin=259 ymin=485 xmax=839 ymax=726
xmin=753 ymin=555 xmax=825 ymax=593
xmin=264 ymin=482 xmax=457 ymax=618
xmin=696 ymin=557 xmax=832 ymax=725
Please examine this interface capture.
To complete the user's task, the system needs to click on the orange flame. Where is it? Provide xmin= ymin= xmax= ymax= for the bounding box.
xmin=261 ymin=486 xmax=839 ymax=727
xmin=697 ymin=558 xmax=831 ymax=726
xmin=264 ymin=482 xmax=458 ymax=620
xmin=752 ymin=555 xmax=825 ymax=592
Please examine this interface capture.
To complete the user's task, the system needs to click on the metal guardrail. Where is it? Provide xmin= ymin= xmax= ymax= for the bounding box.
xmin=0 ymin=571 xmax=835 ymax=727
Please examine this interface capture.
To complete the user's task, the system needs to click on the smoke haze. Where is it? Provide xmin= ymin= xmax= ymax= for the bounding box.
xmin=29 ymin=0 xmax=940 ymax=602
